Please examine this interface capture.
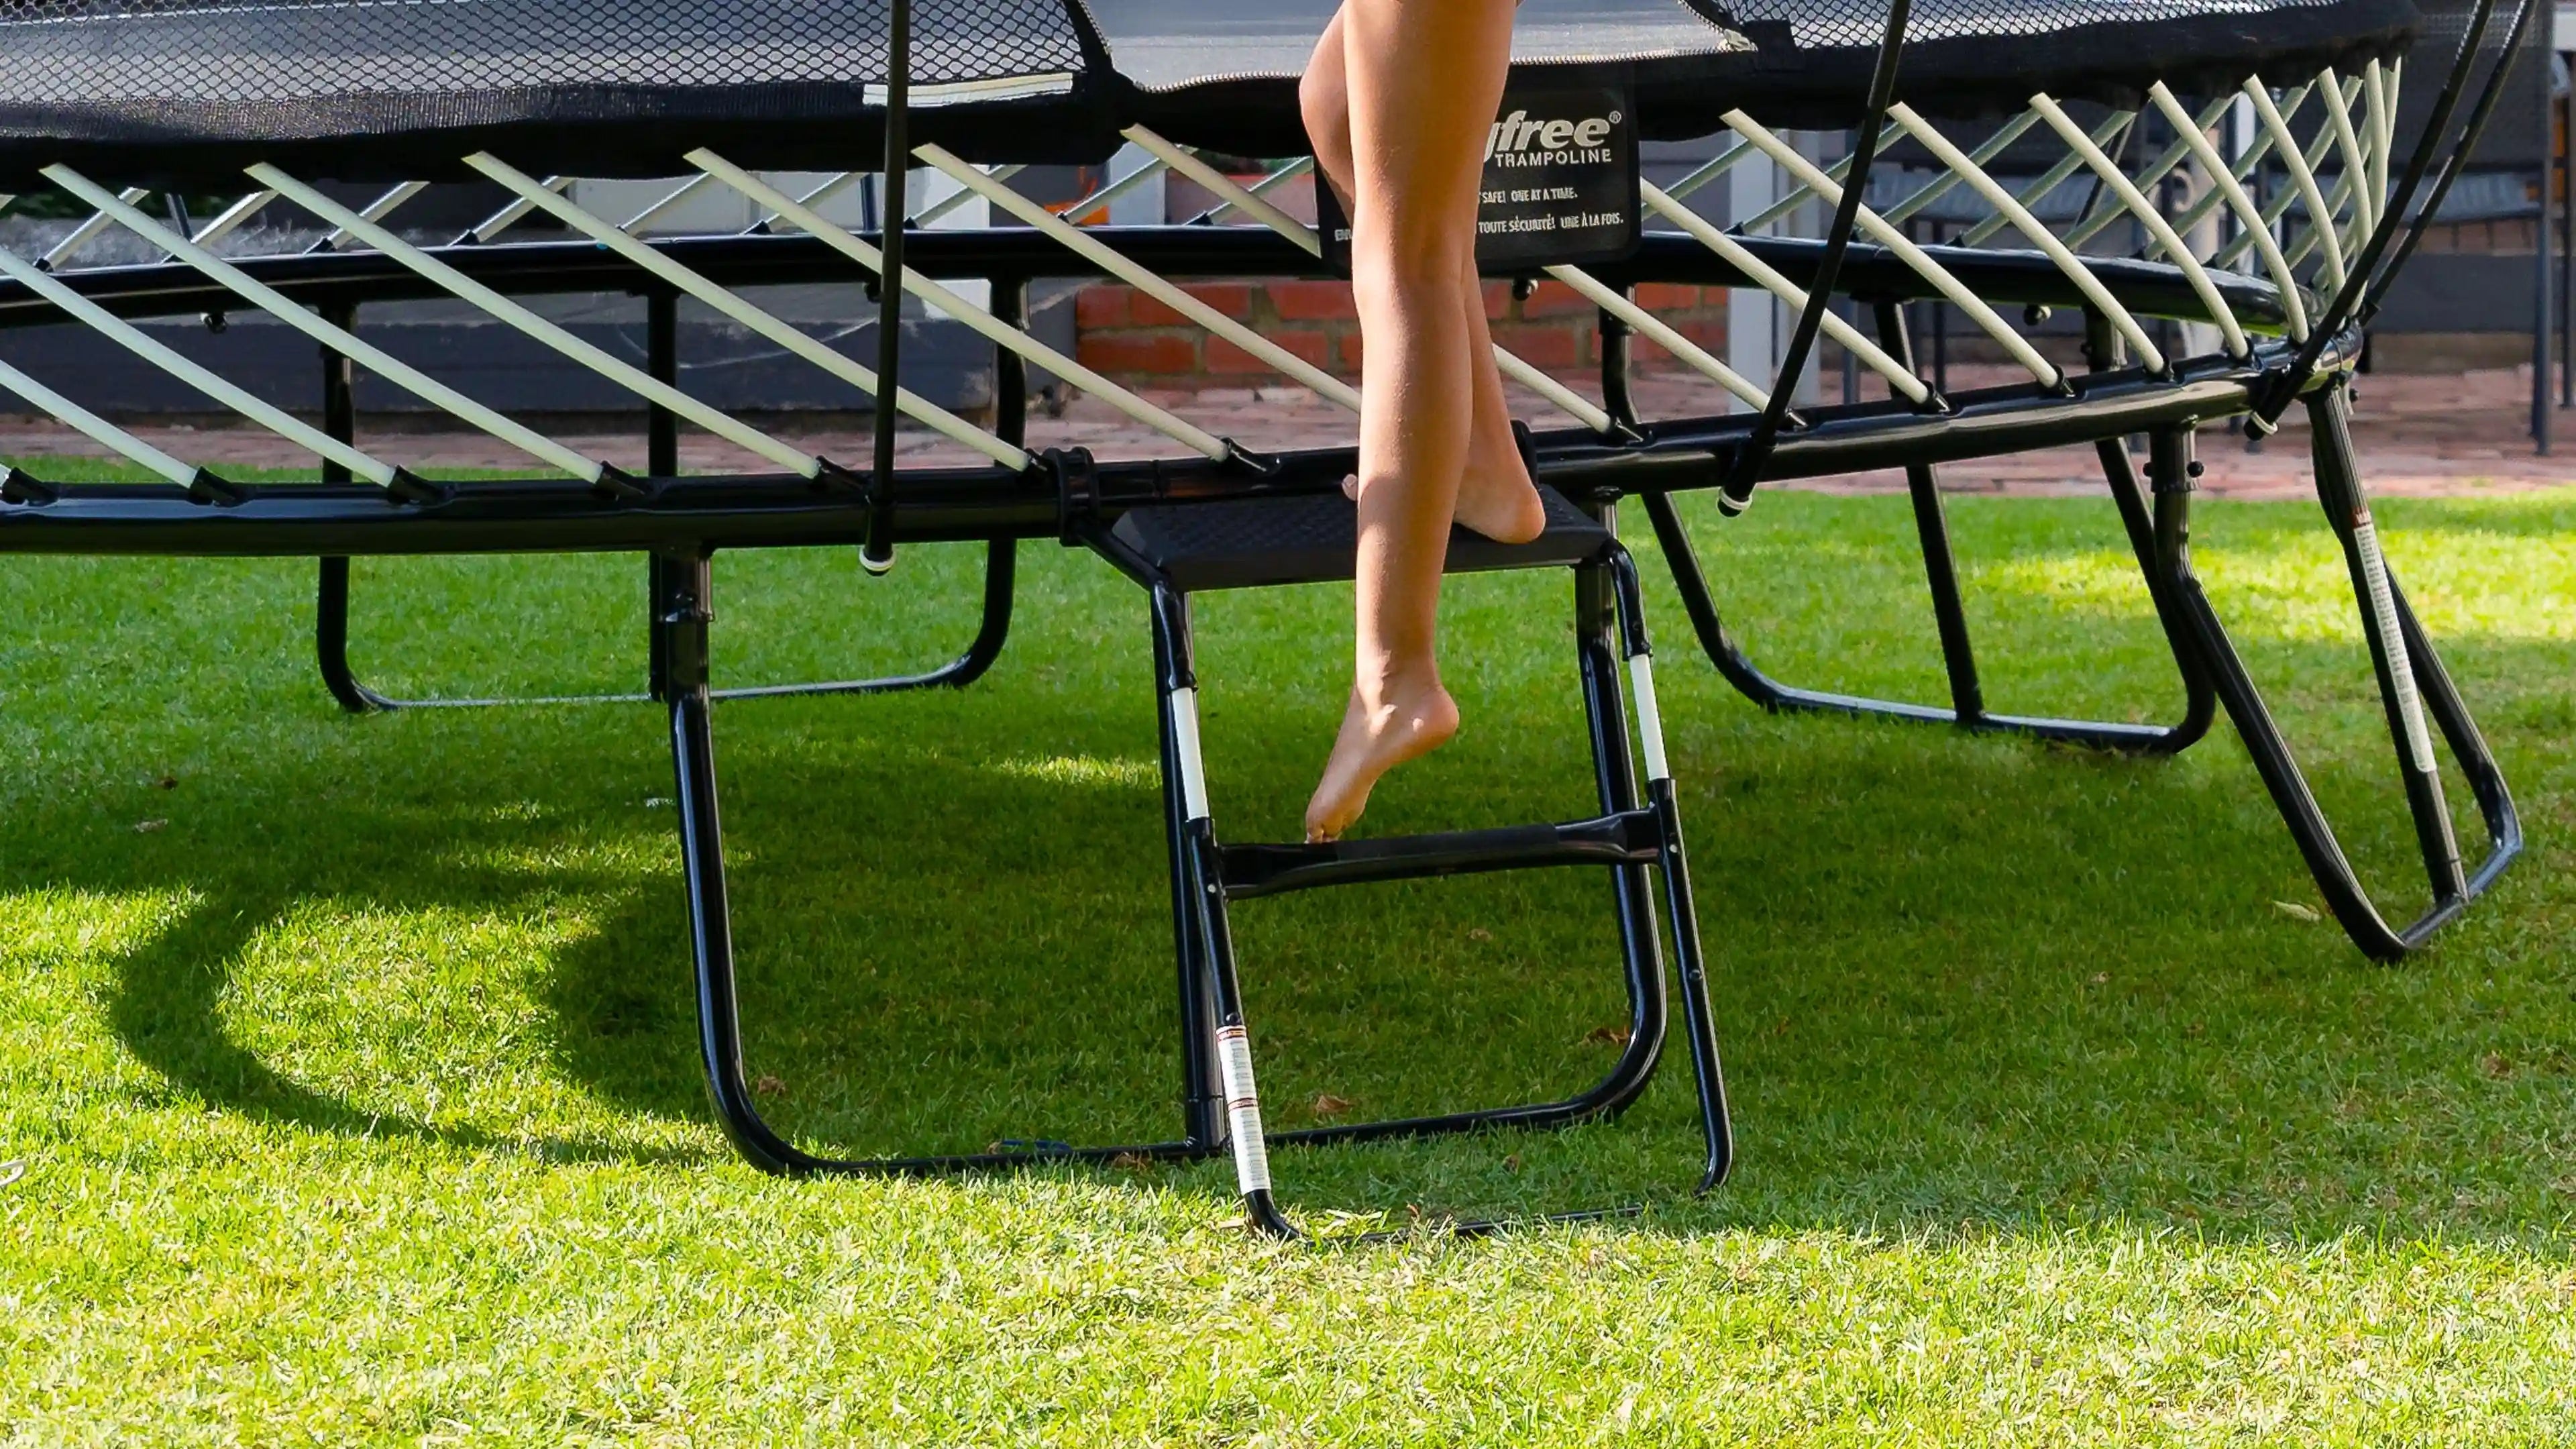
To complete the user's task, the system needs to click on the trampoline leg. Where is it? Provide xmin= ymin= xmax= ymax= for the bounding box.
xmin=658 ymin=546 xmax=1213 ymax=1177
xmin=1876 ymin=303 xmax=1987 ymax=723
xmin=1642 ymin=482 xmax=2207 ymax=753
xmin=316 ymin=556 xmax=396 ymax=714
xmin=1642 ymin=295 xmax=2208 ymax=753
xmin=311 ymin=302 xmax=395 ymax=715
xmin=315 ymin=288 xmax=1017 ymax=712
xmin=2129 ymin=399 xmax=2518 ymax=959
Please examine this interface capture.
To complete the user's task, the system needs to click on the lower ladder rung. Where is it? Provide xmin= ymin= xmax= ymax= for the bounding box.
xmin=1218 ymin=810 xmax=1661 ymax=900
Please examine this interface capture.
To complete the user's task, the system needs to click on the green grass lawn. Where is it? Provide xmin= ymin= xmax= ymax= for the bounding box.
xmin=2 ymin=475 xmax=2572 ymax=1443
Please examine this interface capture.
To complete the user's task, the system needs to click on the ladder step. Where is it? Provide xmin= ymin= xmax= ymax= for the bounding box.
xmin=1111 ymin=484 xmax=1609 ymax=592
xmin=1218 ymin=809 xmax=1662 ymax=900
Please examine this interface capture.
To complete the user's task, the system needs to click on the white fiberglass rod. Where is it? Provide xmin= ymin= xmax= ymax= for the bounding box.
xmin=2243 ymin=78 xmax=2345 ymax=290
xmin=1888 ymin=103 xmax=2166 ymax=369
xmin=915 ymin=165 xmax=1024 ymax=225
xmin=252 ymin=165 xmax=821 ymax=477
xmin=189 ymin=191 xmax=276 ymax=249
xmin=1737 ymin=119 xmax=1909 ymax=235
xmin=1117 ymin=129 xmax=1613 ymax=432
xmin=1202 ymin=157 xmax=1313 ymax=223
xmin=40 ymin=186 xmax=148 ymax=270
xmin=1659 ymin=141 xmax=1753 ymax=205
xmin=2059 ymin=91 xmax=2237 ymax=252
xmin=48 ymin=164 xmax=604 ymax=480
xmin=752 ymin=172 xmax=859 ymax=233
xmin=467 ymin=176 xmax=572 ymax=244
xmin=464 ymin=152 xmax=1027 ymax=470
xmin=2206 ymin=78 xmax=2352 ymax=268
xmin=1638 ymin=179 xmax=1929 ymax=402
xmin=689 ymin=150 xmax=1231 ymax=460
xmin=1540 ymin=263 xmax=1771 ymax=411
xmin=918 ymin=143 xmax=1362 ymax=414
xmin=622 ymin=172 xmax=721 ymax=233
xmin=1060 ymin=156 xmax=1170 ymax=226
xmin=2145 ymin=84 xmax=2310 ymax=341
xmin=2027 ymin=95 xmax=2250 ymax=360
xmin=1121 ymin=127 xmax=1312 ymax=246
xmin=1959 ymin=110 xmax=2133 ymax=246
xmin=2282 ymin=172 xmax=2361 ymax=270
xmin=2367 ymin=59 xmax=2393 ymax=207
xmin=0 ymin=356 xmax=197 ymax=485
xmin=1727 ymin=109 xmax=2065 ymax=386
xmin=0 ymin=239 xmax=402 ymax=484
xmin=317 ymin=180 xmax=431 ymax=252
xmin=2317 ymin=68 xmax=2377 ymax=237
xmin=2155 ymin=78 xmax=2320 ymax=256
xmin=1881 ymin=109 xmax=2044 ymax=225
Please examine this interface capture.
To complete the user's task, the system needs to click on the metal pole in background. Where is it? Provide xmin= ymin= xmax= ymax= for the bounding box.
xmin=2534 ymin=6 xmax=2553 ymax=450
xmin=2561 ymin=48 xmax=2573 ymax=406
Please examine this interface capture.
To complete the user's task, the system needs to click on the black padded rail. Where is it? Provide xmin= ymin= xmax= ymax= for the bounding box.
xmin=1109 ymin=484 xmax=1610 ymax=593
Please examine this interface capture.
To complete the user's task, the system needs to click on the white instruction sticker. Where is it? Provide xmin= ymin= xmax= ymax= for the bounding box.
xmin=2352 ymin=513 xmax=2437 ymax=775
xmin=1216 ymin=1024 xmax=1271 ymax=1195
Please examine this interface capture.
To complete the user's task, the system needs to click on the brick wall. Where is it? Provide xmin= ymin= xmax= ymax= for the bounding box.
xmin=1073 ymin=278 xmax=1727 ymax=388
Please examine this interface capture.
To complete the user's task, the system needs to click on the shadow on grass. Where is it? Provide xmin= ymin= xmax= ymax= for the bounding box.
xmin=9 ymin=533 xmax=2568 ymax=1243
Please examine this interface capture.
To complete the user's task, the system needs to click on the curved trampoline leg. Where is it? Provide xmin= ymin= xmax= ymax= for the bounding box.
xmin=1640 ymin=298 xmax=2212 ymax=755
xmin=1640 ymin=482 xmax=2210 ymax=754
xmin=2136 ymin=400 xmax=2518 ymax=959
xmin=311 ymin=284 xmax=1019 ymax=712
xmin=316 ymin=555 xmax=396 ymax=714
xmin=659 ymin=547 xmax=1201 ymax=1177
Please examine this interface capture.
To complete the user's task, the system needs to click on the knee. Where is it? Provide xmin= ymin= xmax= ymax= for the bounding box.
xmin=1351 ymin=242 xmax=1468 ymax=313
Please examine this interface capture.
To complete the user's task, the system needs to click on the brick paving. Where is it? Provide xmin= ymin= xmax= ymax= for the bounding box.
xmin=3 ymin=364 xmax=2569 ymax=501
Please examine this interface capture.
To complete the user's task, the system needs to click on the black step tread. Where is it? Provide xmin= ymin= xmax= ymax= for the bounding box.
xmin=1111 ymin=484 xmax=1609 ymax=592
xmin=1218 ymin=809 xmax=1660 ymax=900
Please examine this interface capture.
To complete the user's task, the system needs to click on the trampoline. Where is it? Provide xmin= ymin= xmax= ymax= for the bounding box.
xmin=0 ymin=0 xmax=2531 ymax=1236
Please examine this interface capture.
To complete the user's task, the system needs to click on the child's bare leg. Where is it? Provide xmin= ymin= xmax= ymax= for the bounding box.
xmin=1454 ymin=235 xmax=1546 ymax=543
xmin=1302 ymin=13 xmax=1542 ymax=546
xmin=1302 ymin=0 xmax=1517 ymax=842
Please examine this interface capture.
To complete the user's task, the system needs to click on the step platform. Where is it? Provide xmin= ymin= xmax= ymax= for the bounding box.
xmin=1110 ymin=484 xmax=1611 ymax=592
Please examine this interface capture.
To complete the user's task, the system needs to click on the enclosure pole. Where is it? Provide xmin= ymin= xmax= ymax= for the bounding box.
xmin=864 ymin=0 xmax=910 ymax=572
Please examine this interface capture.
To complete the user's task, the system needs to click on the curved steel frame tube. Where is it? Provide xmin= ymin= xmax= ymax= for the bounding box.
xmin=315 ymin=289 xmax=1026 ymax=713
xmin=2128 ymin=390 xmax=2520 ymax=959
xmin=1646 ymin=305 xmax=2216 ymax=757
xmin=659 ymin=529 xmax=1728 ymax=1230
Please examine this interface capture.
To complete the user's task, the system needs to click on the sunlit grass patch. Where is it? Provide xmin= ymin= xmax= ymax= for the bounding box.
xmin=0 ymin=481 xmax=2570 ymax=1442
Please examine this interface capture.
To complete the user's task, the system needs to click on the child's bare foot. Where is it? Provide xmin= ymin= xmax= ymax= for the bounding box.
xmin=1451 ymin=463 xmax=1546 ymax=543
xmin=1304 ymin=676 xmax=1460 ymax=841
xmin=1342 ymin=467 xmax=1547 ymax=545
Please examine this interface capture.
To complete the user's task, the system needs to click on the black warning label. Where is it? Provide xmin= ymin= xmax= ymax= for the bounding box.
xmin=1316 ymin=82 xmax=1640 ymax=273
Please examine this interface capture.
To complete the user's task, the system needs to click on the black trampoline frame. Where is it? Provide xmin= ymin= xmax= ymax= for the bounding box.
xmin=0 ymin=0 xmax=2537 ymax=1235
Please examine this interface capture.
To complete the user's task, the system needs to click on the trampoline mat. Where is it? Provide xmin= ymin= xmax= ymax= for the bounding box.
xmin=0 ymin=0 xmax=2420 ymax=186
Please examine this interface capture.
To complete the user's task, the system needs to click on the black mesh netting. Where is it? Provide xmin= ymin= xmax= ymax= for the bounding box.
xmin=0 ymin=0 xmax=2424 ymax=184
xmin=0 ymin=0 xmax=1110 ymax=184
xmin=1680 ymin=0 xmax=2420 ymax=129
xmin=1714 ymin=0 xmax=2351 ymax=52
xmin=0 ymin=0 xmax=1084 ymax=100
